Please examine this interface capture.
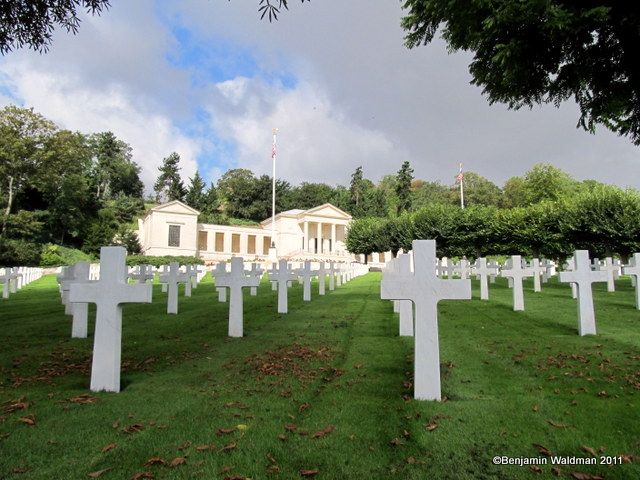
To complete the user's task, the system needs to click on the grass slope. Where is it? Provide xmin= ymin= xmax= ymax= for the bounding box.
xmin=0 ymin=273 xmax=639 ymax=479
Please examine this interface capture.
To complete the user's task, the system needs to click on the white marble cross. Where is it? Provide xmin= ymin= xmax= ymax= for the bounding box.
xmin=559 ymin=250 xmax=608 ymax=336
xmin=488 ymin=260 xmax=499 ymax=283
xmin=600 ymin=257 xmax=617 ymax=292
xmin=129 ymin=264 xmax=154 ymax=284
xmin=318 ymin=261 xmax=327 ymax=295
xmin=58 ymin=265 xmax=77 ymax=314
xmin=9 ymin=267 xmax=21 ymax=293
xmin=500 ymin=255 xmax=534 ymax=311
xmin=185 ymin=264 xmax=200 ymax=291
xmin=380 ymin=240 xmax=471 ymax=401
xmin=0 ymin=268 xmax=18 ymax=299
xmin=214 ymin=257 xmax=260 ymax=337
xmin=160 ymin=262 xmax=188 ymax=314
xmin=296 ymin=261 xmax=318 ymax=301
xmin=443 ymin=259 xmax=456 ymax=279
xmin=564 ymin=256 xmax=578 ymax=299
xmin=158 ymin=265 xmax=169 ymax=293
xmin=455 ymin=258 xmax=472 ymax=279
xmin=269 ymin=260 xmax=298 ymax=314
xmin=66 ymin=262 xmax=92 ymax=338
xmin=328 ymin=261 xmax=336 ymax=291
xmin=541 ymin=259 xmax=554 ymax=283
xmin=69 ymin=247 xmax=152 ymax=392
xmin=396 ymin=254 xmax=414 ymax=337
xmin=211 ymin=262 xmax=229 ymax=302
xmin=247 ymin=263 xmax=263 ymax=296
xmin=622 ymin=253 xmax=640 ymax=310
xmin=529 ymin=258 xmax=545 ymax=293
xmin=474 ymin=258 xmax=498 ymax=300
xmin=336 ymin=263 xmax=343 ymax=287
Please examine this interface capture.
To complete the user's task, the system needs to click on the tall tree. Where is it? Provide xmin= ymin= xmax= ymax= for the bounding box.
xmin=185 ymin=171 xmax=206 ymax=211
xmin=501 ymin=176 xmax=527 ymax=209
xmin=454 ymin=171 xmax=502 ymax=207
xmin=89 ymin=132 xmax=143 ymax=200
xmin=349 ymin=166 xmax=366 ymax=211
xmin=395 ymin=161 xmax=414 ymax=214
xmin=402 ymin=1 xmax=640 ymax=144
xmin=0 ymin=0 xmax=110 ymax=54
xmin=154 ymin=152 xmax=186 ymax=203
xmin=522 ymin=163 xmax=577 ymax=205
xmin=0 ymin=105 xmax=57 ymax=236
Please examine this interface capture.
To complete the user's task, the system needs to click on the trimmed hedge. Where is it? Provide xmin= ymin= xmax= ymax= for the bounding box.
xmin=126 ymin=255 xmax=204 ymax=267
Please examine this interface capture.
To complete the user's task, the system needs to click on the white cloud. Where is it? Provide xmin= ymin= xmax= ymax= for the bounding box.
xmin=208 ymin=78 xmax=406 ymax=185
xmin=0 ymin=61 xmax=201 ymax=191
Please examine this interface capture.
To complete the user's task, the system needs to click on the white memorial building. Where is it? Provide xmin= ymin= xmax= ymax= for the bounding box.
xmin=136 ymin=200 xmax=391 ymax=264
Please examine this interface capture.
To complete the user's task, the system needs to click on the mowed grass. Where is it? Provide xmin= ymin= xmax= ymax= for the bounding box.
xmin=0 ymin=272 xmax=639 ymax=479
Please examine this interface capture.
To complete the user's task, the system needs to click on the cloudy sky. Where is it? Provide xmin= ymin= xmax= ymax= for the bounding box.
xmin=1 ymin=0 xmax=638 ymax=192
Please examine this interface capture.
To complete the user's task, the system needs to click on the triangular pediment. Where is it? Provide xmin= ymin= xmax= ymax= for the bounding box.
xmin=149 ymin=200 xmax=200 ymax=216
xmin=303 ymin=203 xmax=352 ymax=220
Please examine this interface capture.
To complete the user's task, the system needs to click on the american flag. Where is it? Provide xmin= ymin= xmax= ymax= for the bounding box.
xmin=455 ymin=163 xmax=464 ymax=182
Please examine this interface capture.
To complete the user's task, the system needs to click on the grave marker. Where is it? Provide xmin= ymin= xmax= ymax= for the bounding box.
xmin=500 ymin=255 xmax=534 ymax=311
xmin=380 ymin=240 xmax=471 ymax=401
xmin=69 ymin=247 xmax=152 ymax=392
xmin=215 ymin=257 xmax=260 ymax=337
xmin=622 ymin=253 xmax=640 ymax=310
xmin=474 ymin=258 xmax=498 ymax=300
xmin=559 ymin=250 xmax=608 ymax=336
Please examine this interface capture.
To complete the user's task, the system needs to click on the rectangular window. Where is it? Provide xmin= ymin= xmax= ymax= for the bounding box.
xmin=168 ymin=225 xmax=181 ymax=247
xmin=215 ymin=232 xmax=225 ymax=252
xmin=198 ymin=231 xmax=208 ymax=251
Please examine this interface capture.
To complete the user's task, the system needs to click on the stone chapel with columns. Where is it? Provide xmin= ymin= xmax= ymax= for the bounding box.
xmin=135 ymin=200 xmax=392 ymax=264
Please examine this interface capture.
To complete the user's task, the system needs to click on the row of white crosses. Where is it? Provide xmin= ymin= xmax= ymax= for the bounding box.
xmin=1 ymin=266 xmax=43 ymax=299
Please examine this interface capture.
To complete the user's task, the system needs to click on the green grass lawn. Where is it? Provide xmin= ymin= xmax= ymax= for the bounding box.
xmin=1 ymin=273 xmax=639 ymax=479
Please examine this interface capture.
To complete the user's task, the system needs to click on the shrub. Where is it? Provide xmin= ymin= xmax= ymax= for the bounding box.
xmin=126 ymin=255 xmax=204 ymax=268
xmin=0 ymin=239 xmax=42 ymax=267
xmin=40 ymin=244 xmax=94 ymax=267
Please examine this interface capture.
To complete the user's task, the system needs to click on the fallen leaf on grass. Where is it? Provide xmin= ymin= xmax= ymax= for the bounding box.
xmin=277 ymin=434 xmax=287 ymax=441
xmin=122 ymin=424 xmax=144 ymax=434
xmin=11 ymin=466 xmax=30 ymax=474
xmin=69 ymin=394 xmax=99 ymax=405
xmin=129 ymin=472 xmax=153 ymax=480
xmin=406 ymin=456 xmax=416 ymax=464
xmin=312 ymin=425 xmax=334 ymax=439
xmin=196 ymin=444 xmax=216 ymax=452
xmin=267 ymin=464 xmax=281 ymax=474
xmin=299 ymin=403 xmax=310 ymax=413
xmin=547 ymin=420 xmax=570 ymax=428
xmin=266 ymin=453 xmax=277 ymax=464
xmin=529 ymin=465 xmax=543 ymax=474
xmin=18 ymin=415 xmax=35 ymax=426
xmin=176 ymin=441 xmax=191 ymax=450
xmin=581 ymin=445 xmax=597 ymax=457
xmin=88 ymin=468 xmax=112 ymax=478
xmin=551 ymin=467 xmax=562 ymax=476
xmin=425 ymin=422 xmax=438 ymax=431
xmin=219 ymin=465 xmax=233 ymax=474
xmin=533 ymin=444 xmax=552 ymax=456
xmin=144 ymin=457 xmax=166 ymax=466
xmin=532 ymin=405 xmax=539 ymax=412
xmin=619 ymin=454 xmax=634 ymax=463
xmin=170 ymin=457 xmax=186 ymax=467
xmin=111 ymin=421 xmax=119 ymax=429
xmin=300 ymin=469 xmax=319 ymax=477
xmin=101 ymin=443 xmax=116 ymax=453
xmin=217 ymin=428 xmax=236 ymax=435
xmin=389 ymin=438 xmax=404 ymax=446
xmin=3 ymin=401 xmax=29 ymax=413
xmin=224 ymin=476 xmax=246 ymax=480
xmin=221 ymin=442 xmax=237 ymax=452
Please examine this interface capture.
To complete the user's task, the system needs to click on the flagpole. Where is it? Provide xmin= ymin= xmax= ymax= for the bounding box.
xmin=459 ymin=162 xmax=465 ymax=209
xmin=270 ymin=128 xmax=278 ymax=257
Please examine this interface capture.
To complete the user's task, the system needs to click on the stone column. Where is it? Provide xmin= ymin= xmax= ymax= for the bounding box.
xmin=316 ymin=222 xmax=322 ymax=254
xmin=331 ymin=224 xmax=336 ymax=254
xmin=223 ymin=231 xmax=232 ymax=254
xmin=303 ymin=221 xmax=309 ymax=252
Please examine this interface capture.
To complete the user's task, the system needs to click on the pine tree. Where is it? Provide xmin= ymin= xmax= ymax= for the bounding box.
xmin=349 ymin=166 xmax=365 ymax=209
xmin=154 ymin=152 xmax=185 ymax=203
xmin=395 ymin=161 xmax=414 ymax=214
xmin=185 ymin=171 xmax=206 ymax=211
